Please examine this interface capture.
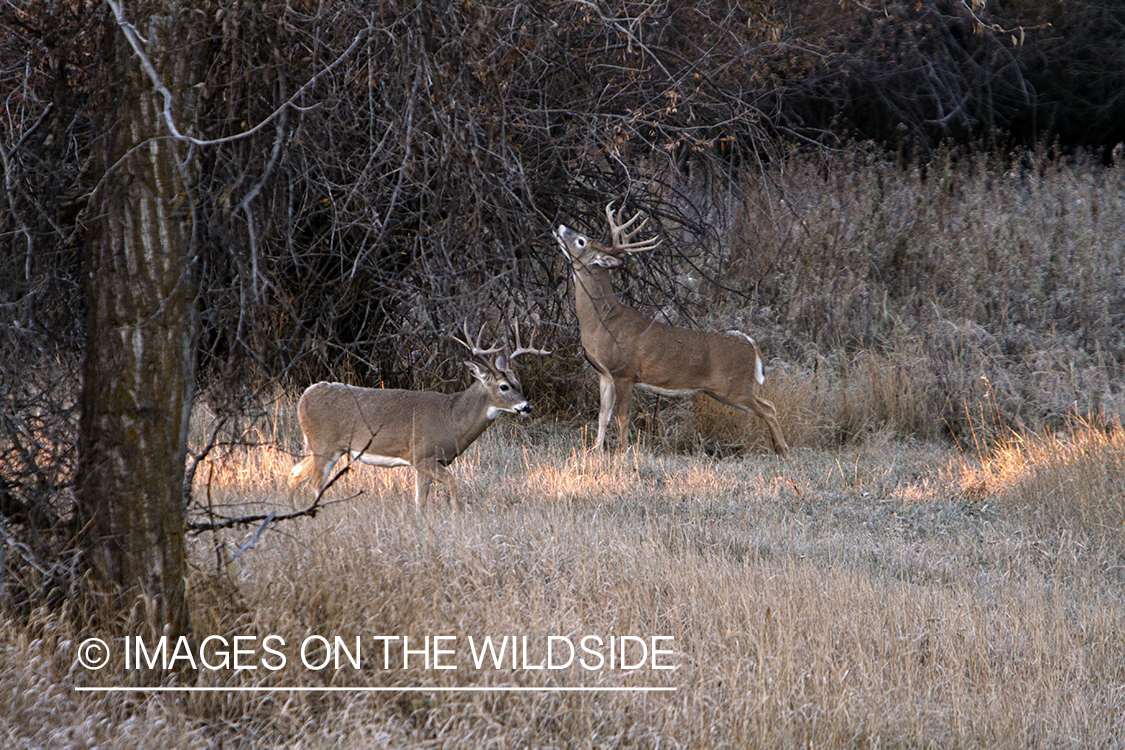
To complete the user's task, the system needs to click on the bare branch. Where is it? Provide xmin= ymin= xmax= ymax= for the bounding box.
xmin=105 ymin=0 xmax=367 ymax=148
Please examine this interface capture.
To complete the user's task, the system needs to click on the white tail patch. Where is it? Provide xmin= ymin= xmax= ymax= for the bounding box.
xmin=726 ymin=330 xmax=766 ymax=386
xmin=726 ymin=330 xmax=757 ymax=346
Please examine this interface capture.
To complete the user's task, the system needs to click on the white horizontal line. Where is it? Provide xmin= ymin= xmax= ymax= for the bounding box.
xmin=75 ymin=685 xmax=676 ymax=693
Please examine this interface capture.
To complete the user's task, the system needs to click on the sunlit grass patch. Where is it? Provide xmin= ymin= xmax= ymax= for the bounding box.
xmin=7 ymin=417 xmax=1125 ymax=748
xmin=961 ymin=415 xmax=1125 ymax=552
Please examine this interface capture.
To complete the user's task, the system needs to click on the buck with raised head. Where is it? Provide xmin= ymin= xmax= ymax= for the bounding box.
xmin=288 ymin=323 xmax=551 ymax=509
xmin=554 ymin=204 xmax=789 ymax=456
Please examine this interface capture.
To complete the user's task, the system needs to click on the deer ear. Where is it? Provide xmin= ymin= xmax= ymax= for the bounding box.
xmin=593 ymin=252 xmax=622 ymax=268
xmin=465 ymin=360 xmax=490 ymax=382
xmin=493 ymin=354 xmax=509 ymax=373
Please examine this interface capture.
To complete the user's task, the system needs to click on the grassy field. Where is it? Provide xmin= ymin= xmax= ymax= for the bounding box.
xmin=4 ymin=144 xmax=1125 ymax=747
xmin=5 ymin=403 xmax=1124 ymax=748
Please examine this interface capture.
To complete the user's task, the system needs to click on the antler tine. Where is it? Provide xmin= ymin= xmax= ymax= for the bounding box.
xmin=606 ymin=201 xmax=649 ymax=236
xmin=606 ymin=201 xmax=662 ymax=254
xmin=453 ymin=321 xmax=503 ymax=359
xmin=507 ymin=315 xmax=553 ymax=360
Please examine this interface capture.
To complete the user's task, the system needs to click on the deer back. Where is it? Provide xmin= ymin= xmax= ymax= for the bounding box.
xmin=297 ymin=358 xmax=533 ymax=467
xmin=297 ymin=382 xmax=453 ymax=462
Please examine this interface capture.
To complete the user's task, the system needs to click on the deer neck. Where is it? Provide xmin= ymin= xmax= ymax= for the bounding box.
xmin=449 ymin=382 xmax=497 ymax=448
xmin=572 ymin=263 xmax=629 ymax=326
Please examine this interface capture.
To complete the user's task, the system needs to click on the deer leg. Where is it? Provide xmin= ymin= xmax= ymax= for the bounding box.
xmin=413 ymin=473 xmax=432 ymax=508
xmin=594 ymin=372 xmax=617 ymax=451
xmin=318 ymin=451 xmax=345 ymax=490
xmin=613 ymin=378 xmax=635 ymax=451
xmin=743 ymin=396 xmax=790 ymax=456
xmin=413 ymin=461 xmax=459 ymax=511
xmin=711 ymin=392 xmax=790 ymax=457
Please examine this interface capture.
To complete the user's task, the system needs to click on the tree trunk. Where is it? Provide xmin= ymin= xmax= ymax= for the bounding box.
xmin=75 ymin=1 xmax=208 ymax=636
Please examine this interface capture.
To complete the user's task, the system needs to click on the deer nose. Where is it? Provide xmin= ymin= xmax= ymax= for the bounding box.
xmin=516 ymin=402 xmax=532 ymax=415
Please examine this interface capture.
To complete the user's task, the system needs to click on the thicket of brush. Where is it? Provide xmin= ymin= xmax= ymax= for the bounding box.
xmin=3 ymin=2 xmax=1125 ymax=745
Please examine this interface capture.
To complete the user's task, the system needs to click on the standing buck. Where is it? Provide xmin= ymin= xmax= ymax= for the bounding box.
xmin=554 ymin=204 xmax=789 ymax=456
xmin=288 ymin=323 xmax=551 ymax=509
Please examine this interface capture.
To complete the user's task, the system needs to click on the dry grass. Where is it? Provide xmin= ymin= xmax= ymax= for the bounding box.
xmin=6 ymin=407 xmax=1125 ymax=748
xmin=5 ymin=145 xmax=1124 ymax=747
xmin=706 ymin=144 xmax=1125 ymax=448
xmin=962 ymin=415 xmax=1125 ymax=553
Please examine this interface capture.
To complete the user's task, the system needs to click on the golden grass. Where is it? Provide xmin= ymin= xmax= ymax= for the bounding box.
xmin=5 ymin=137 xmax=1123 ymax=749
xmin=962 ymin=415 xmax=1125 ymax=552
xmin=7 ymin=409 xmax=1125 ymax=748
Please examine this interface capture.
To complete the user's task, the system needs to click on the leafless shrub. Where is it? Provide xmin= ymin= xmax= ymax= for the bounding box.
xmin=2 ymin=0 xmax=1125 ymax=611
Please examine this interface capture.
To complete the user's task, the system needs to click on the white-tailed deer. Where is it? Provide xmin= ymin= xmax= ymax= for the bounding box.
xmin=288 ymin=323 xmax=551 ymax=509
xmin=554 ymin=204 xmax=789 ymax=456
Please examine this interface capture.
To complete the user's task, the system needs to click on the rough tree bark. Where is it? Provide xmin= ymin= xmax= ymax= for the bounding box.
xmin=75 ymin=1 xmax=209 ymax=635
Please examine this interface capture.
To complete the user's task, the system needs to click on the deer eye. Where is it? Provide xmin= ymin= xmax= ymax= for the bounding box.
xmin=576 ymin=237 xmax=587 ymax=248
xmin=499 ymin=383 xmax=511 ymax=392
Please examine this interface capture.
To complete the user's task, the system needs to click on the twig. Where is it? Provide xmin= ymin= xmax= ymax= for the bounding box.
xmin=230 ymin=513 xmax=275 ymax=560
xmin=104 ymin=0 xmax=368 ymax=147
xmin=186 ymin=491 xmax=362 ymax=536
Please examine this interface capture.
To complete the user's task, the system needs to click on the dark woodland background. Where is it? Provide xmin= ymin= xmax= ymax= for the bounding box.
xmin=2 ymin=1 xmax=1124 ymax=615
xmin=6 ymin=1 xmax=1124 ymax=390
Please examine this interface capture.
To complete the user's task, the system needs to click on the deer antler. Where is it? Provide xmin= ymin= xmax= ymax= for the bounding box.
xmin=606 ymin=202 xmax=662 ymax=254
xmin=453 ymin=321 xmax=504 ymax=359
xmin=507 ymin=316 xmax=552 ymax=361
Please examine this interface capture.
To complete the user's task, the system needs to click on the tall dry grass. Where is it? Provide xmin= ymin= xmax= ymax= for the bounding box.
xmin=6 ymin=408 xmax=1125 ymax=748
xmin=962 ymin=414 xmax=1125 ymax=553
xmin=5 ymin=146 xmax=1125 ymax=748
xmin=640 ymin=144 xmax=1125 ymax=451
